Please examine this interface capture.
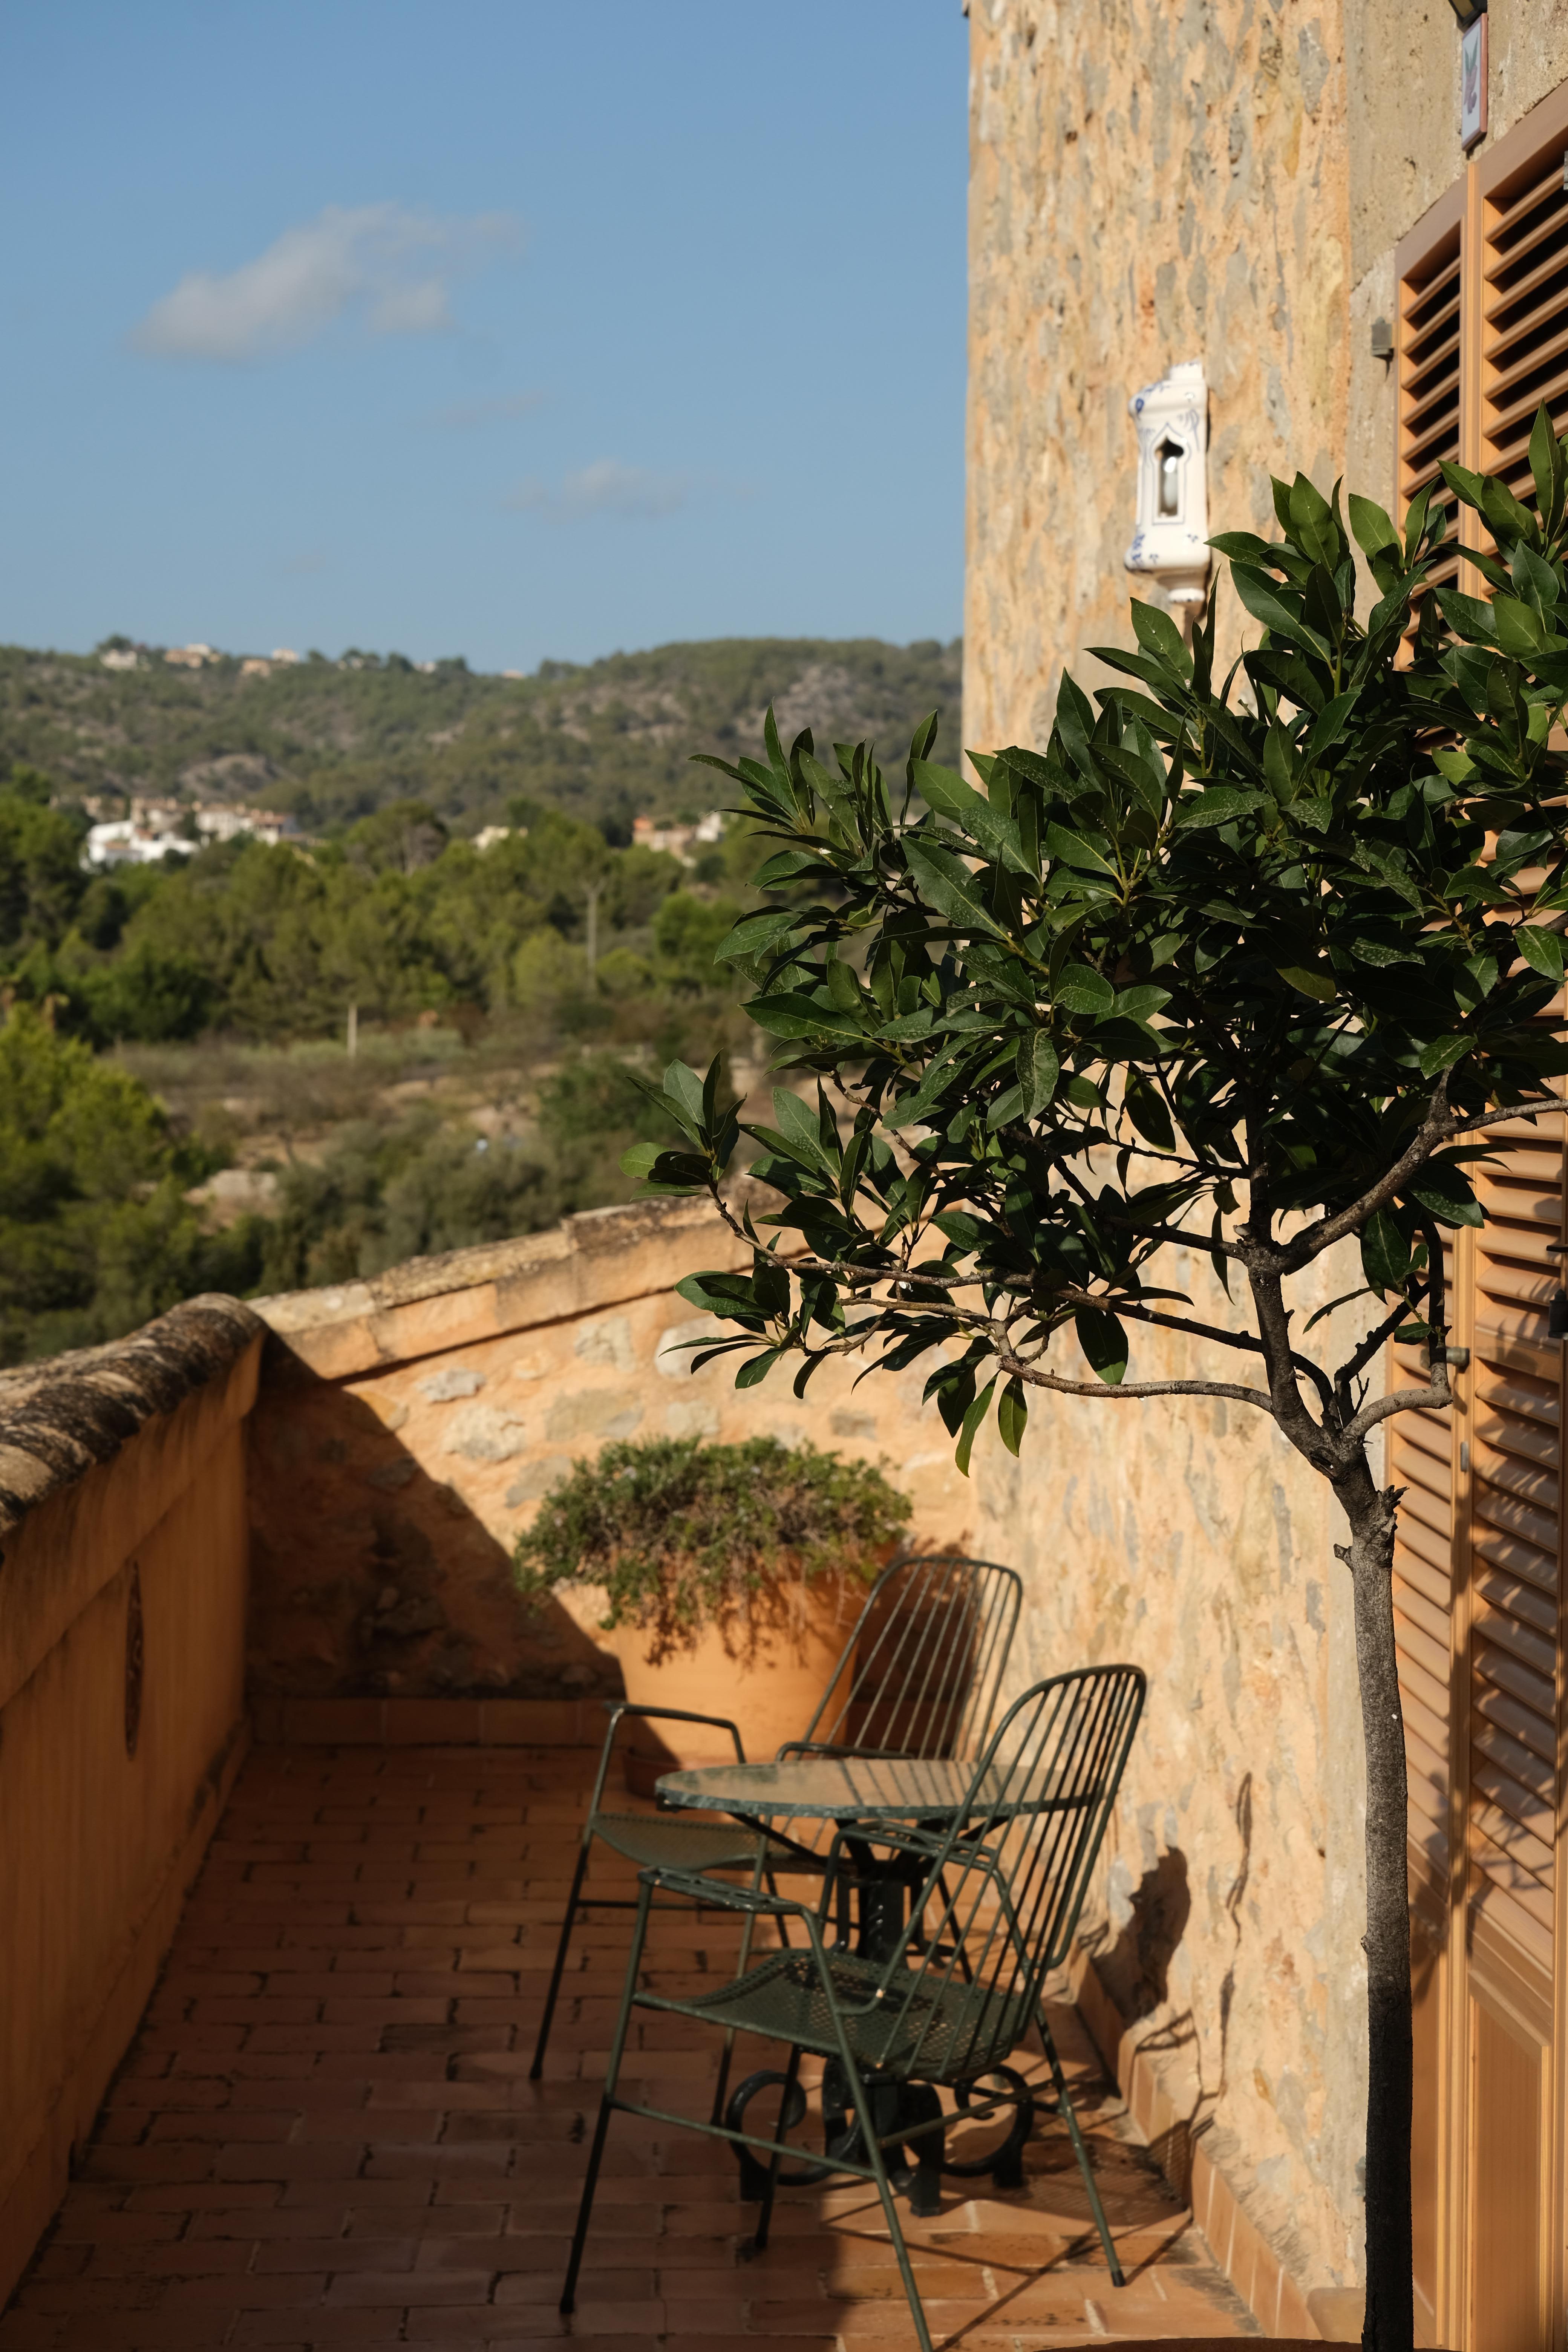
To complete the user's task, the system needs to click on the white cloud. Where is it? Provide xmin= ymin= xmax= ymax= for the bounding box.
xmin=132 ymin=203 xmax=521 ymax=363
xmin=507 ymin=458 xmax=690 ymax=522
xmin=427 ymin=389 xmax=547 ymax=429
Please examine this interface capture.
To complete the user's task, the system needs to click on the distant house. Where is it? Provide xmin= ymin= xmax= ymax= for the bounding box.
xmin=162 ymin=643 xmax=216 ymax=670
xmin=470 ymin=825 xmax=519 ymax=853
xmin=83 ymin=818 xmax=195 ymax=869
xmin=82 ymin=799 xmax=300 ymax=870
xmin=97 ymin=648 xmax=142 ymax=672
xmin=630 ymin=810 xmax=725 ymax=865
xmin=270 ymin=648 xmax=302 ymax=665
xmin=192 ymin=804 xmax=298 ymax=848
xmin=239 ymin=658 xmax=272 ymax=679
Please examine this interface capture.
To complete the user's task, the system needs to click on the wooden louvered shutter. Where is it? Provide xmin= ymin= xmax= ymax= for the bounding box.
xmin=1389 ymin=100 xmax=1568 ymax=2342
xmin=1464 ymin=1115 xmax=1563 ymax=1983
xmin=1391 ymin=1291 xmax=1458 ymax=1899
xmin=1479 ymin=128 xmax=1568 ymax=498
xmin=1397 ymin=184 xmax=1466 ymax=625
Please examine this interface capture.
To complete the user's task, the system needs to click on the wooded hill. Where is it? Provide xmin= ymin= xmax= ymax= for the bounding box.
xmin=0 ymin=635 xmax=963 ymax=837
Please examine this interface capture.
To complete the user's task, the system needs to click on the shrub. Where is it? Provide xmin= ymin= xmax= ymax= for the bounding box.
xmin=514 ymin=1435 xmax=911 ymax=1656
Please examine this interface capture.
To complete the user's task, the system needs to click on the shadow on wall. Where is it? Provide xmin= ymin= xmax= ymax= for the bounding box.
xmin=1078 ymin=1774 xmax=1256 ymax=2206
xmin=247 ymin=1368 xmax=621 ymax=1702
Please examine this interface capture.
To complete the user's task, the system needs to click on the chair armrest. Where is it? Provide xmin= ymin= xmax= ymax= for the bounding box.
xmin=584 ymin=1702 xmax=746 ymax=1826
xmin=639 ymin=1862 xmax=811 ymax=1920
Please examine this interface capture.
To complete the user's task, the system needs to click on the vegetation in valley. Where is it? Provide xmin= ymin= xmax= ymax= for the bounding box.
xmin=0 ymin=634 xmax=961 ymax=835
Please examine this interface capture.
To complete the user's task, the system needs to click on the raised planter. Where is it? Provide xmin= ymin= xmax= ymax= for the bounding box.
xmin=611 ymin=1571 xmax=858 ymax=1794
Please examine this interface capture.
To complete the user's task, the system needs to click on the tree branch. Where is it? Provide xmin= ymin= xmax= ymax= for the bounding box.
xmin=1343 ymin=1374 xmax=1453 ymax=1443
xmin=1001 ymin=1357 xmax=1278 ymax=1412
xmin=1269 ymin=1080 xmax=1547 ymax=1276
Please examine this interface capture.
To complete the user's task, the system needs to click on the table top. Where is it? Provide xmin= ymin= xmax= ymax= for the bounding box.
xmin=655 ymin=1752 xmax=1067 ymax=1822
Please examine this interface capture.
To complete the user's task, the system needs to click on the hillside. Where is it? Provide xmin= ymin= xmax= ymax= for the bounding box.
xmin=0 ymin=635 xmax=963 ymax=836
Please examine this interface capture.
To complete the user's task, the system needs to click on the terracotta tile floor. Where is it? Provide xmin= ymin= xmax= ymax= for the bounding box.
xmin=3 ymin=1746 xmax=1257 ymax=2349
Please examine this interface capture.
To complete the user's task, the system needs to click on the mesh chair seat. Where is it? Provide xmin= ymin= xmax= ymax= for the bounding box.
xmin=590 ymin=1811 xmax=776 ymax=1875
xmin=642 ymin=1944 xmax=1031 ymax=2086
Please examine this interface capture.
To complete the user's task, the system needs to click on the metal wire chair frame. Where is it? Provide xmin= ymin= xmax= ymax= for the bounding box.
xmin=527 ymin=1551 xmax=1022 ymax=2088
xmin=559 ymin=1663 xmax=1147 ymax=2352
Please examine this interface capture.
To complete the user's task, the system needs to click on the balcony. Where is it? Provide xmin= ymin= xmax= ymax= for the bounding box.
xmin=0 ymin=1195 xmax=1348 ymax=2343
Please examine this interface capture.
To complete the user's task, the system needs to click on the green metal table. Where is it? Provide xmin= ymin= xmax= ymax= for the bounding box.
xmin=655 ymin=1751 xmax=1065 ymax=2199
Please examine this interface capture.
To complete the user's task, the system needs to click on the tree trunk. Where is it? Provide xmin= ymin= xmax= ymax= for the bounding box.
xmin=1335 ymin=1458 xmax=1413 ymax=2352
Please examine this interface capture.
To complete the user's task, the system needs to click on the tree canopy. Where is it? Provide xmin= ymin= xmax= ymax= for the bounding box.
xmin=622 ymin=412 xmax=1568 ymax=2352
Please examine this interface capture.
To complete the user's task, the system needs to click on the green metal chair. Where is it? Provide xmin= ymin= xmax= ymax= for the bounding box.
xmin=527 ymin=1550 xmax=1023 ymax=2083
xmin=559 ymin=1662 xmax=1147 ymax=2352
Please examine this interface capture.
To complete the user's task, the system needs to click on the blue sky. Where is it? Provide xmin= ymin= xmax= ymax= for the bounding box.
xmin=2 ymin=3 xmax=968 ymax=673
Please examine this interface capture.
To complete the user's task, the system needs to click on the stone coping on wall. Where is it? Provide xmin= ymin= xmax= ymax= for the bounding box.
xmin=254 ymin=1194 xmax=753 ymax=1380
xmin=0 ymin=1294 xmax=262 ymax=1541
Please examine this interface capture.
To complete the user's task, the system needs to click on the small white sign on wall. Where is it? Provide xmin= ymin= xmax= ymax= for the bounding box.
xmin=1460 ymin=13 xmax=1488 ymax=152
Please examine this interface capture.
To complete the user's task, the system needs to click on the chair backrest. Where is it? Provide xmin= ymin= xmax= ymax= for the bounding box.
xmin=885 ymin=1663 xmax=1146 ymax=2084
xmin=798 ymin=1552 xmax=1023 ymax=1764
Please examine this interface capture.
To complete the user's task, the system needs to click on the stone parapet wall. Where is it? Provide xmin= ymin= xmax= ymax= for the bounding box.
xmin=248 ymin=1196 xmax=975 ymax=1704
xmin=0 ymin=1298 xmax=260 ymax=2309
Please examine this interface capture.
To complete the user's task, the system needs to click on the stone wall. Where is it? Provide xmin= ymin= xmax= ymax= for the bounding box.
xmin=248 ymin=1199 xmax=975 ymax=1706
xmin=962 ymin=0 xmax=1568 ymax=2318
xmin=0 ymin=1299 xmax=260 ymax=2309
xmin=964 ymin=0 xmax=1351 ymax=763
xmin=968 ymin=1241 xmax=1372 ymax=2312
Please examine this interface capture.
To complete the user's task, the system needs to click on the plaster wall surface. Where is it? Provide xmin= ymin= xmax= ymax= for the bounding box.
xmin=248 ymin=1199 xmax=976 ymax=1703
xmin=0 ymin=1315 xmax=257 ymax=2309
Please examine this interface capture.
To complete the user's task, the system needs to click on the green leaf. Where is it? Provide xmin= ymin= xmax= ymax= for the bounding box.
xmin=735 ymin=1349 xmax=783 ymax=1389
xmin=1493 ymin=596 xmax=1552 ymax=657
xmin=773 ymin=1088 xmax=830 ymax=1166
xmin=1173 ymin=786 xmax=1263 ymax=830
xmin=619 ymin=1142 xmax=663 ymax=1178
xmin=663 ymin=1061 xmax=706 ymax=1128
xmin=1529 ymin=404 xmax=1562 ymax=530
xmin=1348 ymin=493 xmax=1400 ymax=562
xmin=1074 ymin=1306 xmax=1129 ymax=1385
xmin=1516 ymin=926 xmax=1566 ymax=981
xmin=1407 ymin=1161 xmax=1484 ymax=1228
xmin=1128 ymin=597 xmax=1193 ymax=678
xmin=1276 ymin=965 xmax=1337 ymax=1001
xmin=1045 ymin=821 xmax=1119 ymax=877
xmin=1417 ymin=1034 xmax=1472 ymax=1077
xmin=1231 ymin=564 xmax=1329 ymax=655
xmin=716 ymin=910 xmax=799 ymax=962
xmin=1360 ymin=1208 xmax=1410 ymax=1297
xmin=1301 ymin=688 xmax=1359 ymax=769
xmin=1123 ymin=1069 xmax=1175 ymax=1150
xmin=903 ymin=838 xmax=1012 ymax=937
xmin=954 ymin=1378 xmax=997 ymax=1477
xmin=1054 ymin=964 xmax=1115 ymax=1016
xmin=744 ymin=992 xmax=867 ymax=1041
xmin=1018 ymin=1030 xmax=1061 ymax=1115
xmin=997 ymin=1376 xmax=1029 ymax=1458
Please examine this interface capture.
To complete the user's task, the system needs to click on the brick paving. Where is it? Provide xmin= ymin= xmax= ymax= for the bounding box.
xmin=3 ymin=1746 xmax=1257 ymax=2348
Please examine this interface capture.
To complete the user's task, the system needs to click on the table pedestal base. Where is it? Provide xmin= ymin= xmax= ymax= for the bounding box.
xmin=724 ymin=2060 xmax=1035 ymax=2216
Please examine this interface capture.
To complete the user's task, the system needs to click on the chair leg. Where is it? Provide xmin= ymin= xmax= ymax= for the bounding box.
xmin=1038 ymin=2007 xmax=1124 ymax=2288
xmin=530 ymin=1842 xmax=590 ymax=2081
xmin=710 ymin=1862 xmax=761 ymax=2126
xmin=752 ymin=2040 xmax=802 ymax=2254
xmin=826 ymin=2033 xmax=934 ymax=2352
xmin=560 ymin=1878 xmax=651 ymax=2316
